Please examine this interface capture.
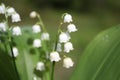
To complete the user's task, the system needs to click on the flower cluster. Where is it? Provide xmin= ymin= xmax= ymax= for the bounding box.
xmin=0 ymin=3 xmax=22 ymax=57
xmin=50 ymin=13 xmax=77 ymax=68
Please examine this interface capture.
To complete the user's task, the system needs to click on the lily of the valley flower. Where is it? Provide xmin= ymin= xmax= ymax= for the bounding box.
xmin=67 ymin=24 xmax=77 ymax=33
xmin=12 ymin=26 xmax=22 ymax=36
xmin=33 ymin=39 xmax=42 ymax=48
xmin=50 ymin=51 xmax=61 ymax=62
xmin=36 ymin=62 xmax=45 ymax=71
xmin=63 ymin=57 xmax=74 ymax=68
xmin=41 ymin=32 xmax=50 ymax=41
xmin=59 ymin=32 xmax=70 ymax=43
xmin=7 ymin=7 xmax=16 ymax=16
xmin=12 ymin=47 xmax=19 ymax=57
xmin=63 ymin=14 xmax=72 ymax=23
xmin=56 ymin=43 xmax=62 ymax=52
xmin=32 ymin=24 xmax=41 ymax=33
xmin=30 ymin=11 xmax=37 ymax=18
xmin=0 ymin=22 xmax=6 ymax=31
xmin=64 ymin=42 xmax=74 ymax=53
xmin=0 ymin=3 xmax=5 ymax=14
xmin=11 ymin=13 xmax=21 ymax=22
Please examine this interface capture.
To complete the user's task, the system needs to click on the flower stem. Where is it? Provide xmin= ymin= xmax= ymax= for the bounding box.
xmin=51 ymin=61 xmax=55 ymax=80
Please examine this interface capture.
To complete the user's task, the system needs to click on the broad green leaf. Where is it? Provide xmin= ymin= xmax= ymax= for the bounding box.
xmin=71 ymin=24 xmax=120 ymax=80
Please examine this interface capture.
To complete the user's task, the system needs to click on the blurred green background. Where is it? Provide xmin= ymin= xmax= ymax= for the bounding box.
xmin=1 ymin=0 xmax=120 ymax=80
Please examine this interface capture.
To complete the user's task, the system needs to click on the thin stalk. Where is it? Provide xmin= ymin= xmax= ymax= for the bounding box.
xmin=51 ymin=61 xmax=55 ymax=80
xmin=4 ymin=9 xmax=20 ymax=80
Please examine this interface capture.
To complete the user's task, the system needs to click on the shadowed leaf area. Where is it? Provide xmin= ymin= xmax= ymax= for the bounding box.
xmin=71 ymin=24 xmax=120 ymax=80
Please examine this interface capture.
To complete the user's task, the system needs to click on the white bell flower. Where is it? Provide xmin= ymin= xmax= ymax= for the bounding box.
xmin=56 ymin=43 xmax=62 ymax=52
xmin=33 ymin=39 xmax=42 ymax=48
xmin=12 ymin=47 xmax=19 ymax=57
xmin=64 ymin=14 xmax=72 ymax=23
xmin=0 ymin=22 xmax=6 ymax=31
xmin=67 ymin=24 xmax=77 ymax=33
xmin=63 ymin=57 xmax=74 ymax=68
xmin=36 ymin=62 xmax=45 ymax=71
xmin=0 ymin=3 xmax=5 ymax=14
xmin=59 ymin=32 xmax=70 ymax=43
xmin=41 ymin=32 xmax=50 ymax=41
xmin=50 ymin=51 xmax=61 ymax=62
xmin=12 ymin=26 xmax=22 ymax=36
xmin=64 ymin=42 xmax=74 ymax=53
xmin=7 ymin=7 xmax=16 ymax=16
xmin=11 ymin=13 xmax=21 ymax=22
xmin=32 ymin=24 xmax=41 ymax=33
xmin=30 ymin=11 xmax=37 ymax=18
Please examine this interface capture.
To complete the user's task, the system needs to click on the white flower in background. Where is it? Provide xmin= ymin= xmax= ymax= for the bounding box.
xmin=41 ymin=32 xmax=50 ymax=40
xmin=50 ymin=51 xmax=61 ymax=62
xmin=12 ymin=26 xmax=22 ymax=36
xmin=33 ymin=76 xmax=37 ymax=80
xmin=30 ymin=11 xmax=37 ymax=18
xmin=0 ymin=22 xmax=6 ymax=31
xmin=64 ymin=14 xmax=72 ymax=23
xmin=11 ymin=13 xmax=21 ymax=22
xmin=59 ymin=32 xmax=70 ymax=43
xmin=64 ymin=42 xmax=74 ymax=53
xmin=0 ymin=3 xmax=5 ymax=14
xmin=12 ymin=47 xmax=19 ymax=57
xmin=7 ymin=7 xmax=16 ymax=16
xmin=67 ymin=24 xmax=77 ymax=33
xmin=63 ymin=57 xmax=74 ymax=68
xmin=32 ymin=24 xmax=41 ymax=33
xmin=56 ymin=43 xmax=62 ymax=52
xmin=33 ymin=39 xmax=41 ymax=48
xmin=36 ymin=62 xmax=45 ymax=71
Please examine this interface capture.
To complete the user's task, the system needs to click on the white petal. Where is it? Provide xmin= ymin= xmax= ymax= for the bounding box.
xmin=33 ymin=39 xmax=42 ymax=48
xmin=11 ymin=13 xmax=21 ymax=22
xmin=12 ymin=26 xmax=22 ymax=36
xmin=63 ymin=57 xmax=74 ymax=68
xmin=50 ymin=51 xmax=61 ymax=62
xmin=36 ymin=62 xmax=45 ymax=71
xmin=59 ymin=32 xmax=70 ymax=43
xmin=0 ymin=4 xmax=5 ymax=14
xmin=32 ymin=25 xmax=41 ymax=33
xmin=30 ymin=11 xmax=37 ymax=18
xmin=64 ymin=42 xmax=74 ymax=53
xmin=0 ymin=22 xmax=6 ymax=31
xmin=64 ymin=14 xmax=72 ymax=23
xmin=41 ymin=32 xmax=50 ymax=41
xmin=67 ymin=24 xmax=77 ymax=33
xmin=12 ymin=47 xmax=19 ymax=57
xmin=7 ymin=7 xmax=16 ymax=16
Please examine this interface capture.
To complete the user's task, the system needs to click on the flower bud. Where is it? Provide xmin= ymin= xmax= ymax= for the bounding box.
xmin=36 ymin=62 xmax=45 ymax=71
xmin=64 ymin=42 xmax=74 ymax=53
xmin=11 ymin=13 xmax=21 ymax=22
xmin=67 ymin=24 xmax=77 ymax=33
xmin=64 ymin=14 xmax=72 ymax=23
xmin=59 ymin=32 xmax=70 ymax=43
xmin=32 ymin=24 xmax=41 ymax=33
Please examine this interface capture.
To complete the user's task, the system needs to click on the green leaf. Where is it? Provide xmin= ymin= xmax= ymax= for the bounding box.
xmin=71 ymin=24 xmax=120 ymax=80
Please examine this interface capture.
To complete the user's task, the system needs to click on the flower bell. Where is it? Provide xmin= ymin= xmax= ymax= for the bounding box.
xmin=64 ymin=42 xmax=74 ymax=53
xmin=41 ymin=32 xmax=50 ymax=41
xmin=7 ymin=7 xmax=16 ymax=16
xmin=32 ymin=24 xmax=41 ymax=33
xmin=63 ymin=57 xmax=74 ymax=68
xmin=12 ymin=47 xmax=19 ymax=57
xmin=12 ymin=26 xmax=22 ymax=36
xmin=33 ymin=39 xmax=42 ymax=48
xmin=36 ymin=62 xmax=45 ymax=71
xmin=67 ymin=24 xmax=77 ymax=33
xmin=0 ymin=3 xmax=5 ymax=14
xmin=50 ymin=51 xmax=61 ymax=62
xmin=0 ymin=22 xmax=6 ymax=31
xmin=11 ymin=13 xmax=21 ymax=22
xmin=59 ymin=32 xmax=70 ymax=43
xmin=63 ymin=14 xmax=72 ymax=23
